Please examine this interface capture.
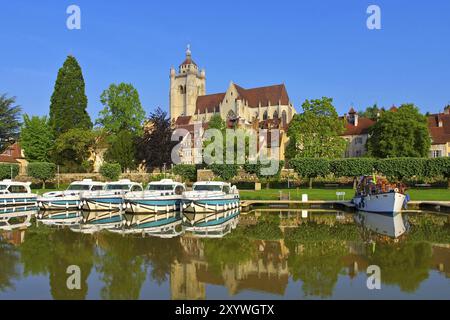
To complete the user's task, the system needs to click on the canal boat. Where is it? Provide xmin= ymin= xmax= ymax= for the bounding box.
xmin=182 ymin=181 xmax=240 ymax=213
xmin=0 ymin=180 xmax=37 ymax=208
xmin=352 ymin=176 xmax=407 ymax=214
xmin=354 ymin=211 xmax=409 ymax=238
xmin=184 ymin=209 xmax=240 ymax=238
xmin=80 ymin=179 xmax=143 ymax=211
xmin=0 ymin=210 xmax=35 ymax=231
xmin=114 ymin=211 xmax=183 ymax=238
xmin=37 ymin=210 xmax=83 ymax=227
xmin=37 ymin=179 xmax=105 ymax=210
xmin=124 ymin=179 xmax=185 ymax=214
xmin=71 ymin=211 xmax=123 ymax=234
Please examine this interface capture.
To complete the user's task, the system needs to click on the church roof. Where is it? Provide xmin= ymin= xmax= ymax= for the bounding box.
xmin=180 ymin=57 xmax=197 ymax=67
xmin=194 ymin=83 xmax=290 ymax=114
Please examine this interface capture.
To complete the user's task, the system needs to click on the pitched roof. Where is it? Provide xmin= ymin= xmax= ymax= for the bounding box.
xmin=428 ymin=113 xmax=450 ymax=145
xmin=342 ymin=117 xmax=375 ymax=136
xmin=195 ymin=93 xmax=225 ymax=114
xmin=0 ymin=143 xmax=22 ymax=163
xmin=174 ymin=116 xmax=192 ymax=126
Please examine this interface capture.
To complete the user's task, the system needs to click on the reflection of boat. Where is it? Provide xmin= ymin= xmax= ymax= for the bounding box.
xmin=37 ymin=210 xmax=83 ymax=226
xmin=1 ymin=205 xmax=38 ymax=214
xmin=184 ymin=210 xmax=240 ymax=238
xmin=112 ymin=211 xmax=183 ymax=238
xmin=71 ymin=211 xmax=123 ymax=234
xmin=0 ymin=210 xmax=35 ymax=231
xmin=80 ymin=180 xmax=143 ymax=211
xmin=0 ymin=180 xmax=37 ymax=208
xmin=183 ymin=208 xmax=240 ymax=230
xmin=354 ymin=211 xmax=409 ymax=238
xmin=182 ymin=181 xmax=240 ymax=213
xmin=124 ymin=179 xmax=185 ymax=214
xmin=352 ymin=176 xmax=407 ymax=214
xmin=38 ymin=179 xmax=105 ymax=210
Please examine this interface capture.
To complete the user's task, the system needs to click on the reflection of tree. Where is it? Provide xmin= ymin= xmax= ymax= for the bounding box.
xmin=0 ymin=240 xmax=20 ymax=291
xmin=285 ymin=222 xmax=359 ymax=242
xmin=286 ymin=240 xmax=348 ymax=298
xmin=234 ymin=215 xmax=283 ymax=240
xmin=367 ymin=242 xmax=432 ymax=292
xmin=19 ymin=226 xmax=94 ymax=300
xmin=408 ymin=214 xmax=450 ymax=244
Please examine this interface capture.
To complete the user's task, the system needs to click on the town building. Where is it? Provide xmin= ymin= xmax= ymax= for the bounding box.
xmin=0 ymin=143 xmax=28 ymax=175
xmin=170 ymin=46 xmax=297 ymax=164
xmin=427 ymin=106 xmax=450 ymax=158
xmin=341 ymin=108 xmax=375 ymax=158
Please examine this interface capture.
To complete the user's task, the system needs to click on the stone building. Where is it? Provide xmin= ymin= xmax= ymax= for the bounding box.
xmin=341 ymin=108 xmax=375 ymax=158
xmin=427 ymin=106 xmax=450 ymax=158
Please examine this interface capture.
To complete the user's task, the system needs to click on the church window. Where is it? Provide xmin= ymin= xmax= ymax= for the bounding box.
xmin=263 ymin=111 xmax=268 ymax=120
xmin=282 ymin=110 xmax=287 ymax=125
xmin=273 ymin=111 xmax=279 ymax=119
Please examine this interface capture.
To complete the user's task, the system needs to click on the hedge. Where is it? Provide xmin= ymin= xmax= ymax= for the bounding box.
xmin=289 ymin=158 xmax=330 ymax=189
xmin=375 ymin=158 xmax=428 ymax=180
xmin=27 ymin=162 xmax=57 ymax=189
xmin=173 ymin=164 xmax=197 ymax=182
xmin=330 ymin=158 xmax=376 ymax=189
xmin=209 ymin=164 xmax=239 ymax=181
xmin=0 ymin=164 xmax=19 ymax=180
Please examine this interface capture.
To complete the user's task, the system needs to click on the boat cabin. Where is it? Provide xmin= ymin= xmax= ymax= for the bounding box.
xmin=105 ymin=179 xmax=143 ymax=192
xmin=0 ymin=180 xmax=32 ymax=194
xmin=66 ymin=179 xmax=105 ymax=191
xmin=192 ymin=181 xmax=237 ymax=194
xmin=146 ymin=179 xmax=185 ymax=195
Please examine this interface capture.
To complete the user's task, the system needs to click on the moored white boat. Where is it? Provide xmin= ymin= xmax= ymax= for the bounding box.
xmin=115 ymin=211 xmax=183 ymax=238
xmin=37 ymin=179 xmax=105 ymax=210
xmin=37 ymin=210 xmax=83 ymax=226
xmin=354 ymin=211 xmax=409 ymax=238
xmin=183 ymin=209 xmax=240 ymax=238
xmin=124 ymin=179 xmax=185 ymax=214
xmin=0 ymin=180 xmax=37 ymax=208
xmin=182 ymin=181 xmax=240 ymax=213
xmin=80 ymin=179 xmax=143 ymax=211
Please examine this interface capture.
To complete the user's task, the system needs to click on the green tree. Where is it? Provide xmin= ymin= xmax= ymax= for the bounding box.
xmin=0 ymin=164 xmax=19 ymax=180
xmin=375 ymin=158 xmax=427 ymax=181
xmin=289 ymin=158 xmax=330 ymax=189
xmin=105 ymin=130 xmax=136 ymax=172
xmin=367 ymin=104 xmax=431 ymax=158
xmin=330 ymin=158 xmax=376 ymax=189
xmin=286 ymin=97 xmax=347 ymax=159
xmin=426 ymin=157 xmax=450 ymax=188
xmin=20 ymin=115 xmax=54 ymax=162
xmin=52 ymin=128 xmax=96 ymax=172
xmin=100 ymin=163 xmax=122 ymax=181
xmin=49 ymin=56 xmax=92 ymax=137
xmin=173 ymin=164 xmax=197 ymax=182
xmin=359 ymin=104 xmax=384 ymax=121
xmin=136 ymin=108 xmax=174 ymax=170
xmin=0 ymin=94 xmax=21 ymax=153
xmin=27 ymin=162 xmax=56 ymax=189
xmin=97 ymin=83 xmax=146 ymax=136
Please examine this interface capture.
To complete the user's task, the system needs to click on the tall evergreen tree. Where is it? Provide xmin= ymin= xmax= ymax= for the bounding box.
xmin=49 ymin=55 xmax=92 ymax=137
xmin=0 ymin=94 xmax=21 ymax=152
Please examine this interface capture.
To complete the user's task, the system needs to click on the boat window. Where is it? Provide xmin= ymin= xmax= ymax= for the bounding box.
xmin=0 ymin=185 xmax=7 ymax=190
xmin=175 ymin=185 xmax=184 ymax=195
xmin=8 ymin=185 xmax=27 ymax=193
xmin=147 ymin=185 xmax=174 ymax=191
xmin=91 ymin=185 xmax=104 ymax=191
xmin=131 ymin=185 xmax=142 ymax=192
xmin=193 ymin=185 xmax=222 ymax=192
xmin=67 ymin=185 xmax=91 ymax=191
xmin=223 ymin=185 xmax=230 ymax=194
xmin=106 ymin=184 xmax=130 ymax=190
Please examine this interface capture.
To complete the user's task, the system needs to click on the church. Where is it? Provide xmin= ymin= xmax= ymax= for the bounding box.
xmin=170 ymin=46 xmax=297 ymax=164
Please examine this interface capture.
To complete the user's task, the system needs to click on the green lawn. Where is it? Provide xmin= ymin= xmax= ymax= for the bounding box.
xmin=240 ymin=188 xmax=450 ymax=201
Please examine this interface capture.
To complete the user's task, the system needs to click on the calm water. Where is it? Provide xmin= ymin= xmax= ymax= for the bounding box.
xmin=0 ymin=208 xmax=449 ymax=300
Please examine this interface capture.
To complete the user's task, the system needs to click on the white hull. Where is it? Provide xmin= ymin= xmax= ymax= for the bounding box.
xmin=354 ymin=211 xmax=408 ymax=238
xmin=353 ymin=192 xmax=406 ymax=214
xmin=38 ymin=195 xmax=80 ymax=210
xmin=0 ymin=194 xmax=37 ymax=207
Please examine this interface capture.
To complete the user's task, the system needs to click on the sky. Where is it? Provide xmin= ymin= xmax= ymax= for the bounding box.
xmin=1 ymin=0 xmax=450 ymax=120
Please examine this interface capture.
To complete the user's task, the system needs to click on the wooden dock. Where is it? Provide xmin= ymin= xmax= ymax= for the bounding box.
xmin=240 ymin=200 xmax=450 ymax=213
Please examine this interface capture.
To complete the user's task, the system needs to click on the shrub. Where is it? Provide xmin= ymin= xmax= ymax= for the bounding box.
xmin=330 ymin=158 xmax=376 ymax=189
xmin=209 ymin=164 xmax=238 ymax=181
xmin=100 ymin=163 xmax=122 ymax=181
xmin=27 ymin=162 xmax=57 ymax=189
xmin=243 ymin=160 xmax=285 ymax=181
xmin=0 ymin=164 xmax=19 ymax=180
xmin=173 ymin=164 xmax=197 ymax=182
xmin=375 ymin=158 xmax=427 ymax=181
xmin=289 ymin=158 xmax=330 ymax=189
xmin=425 ymin=158 xmax=450 ymax=188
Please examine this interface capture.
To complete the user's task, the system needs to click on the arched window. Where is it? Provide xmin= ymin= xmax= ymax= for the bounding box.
xmin=227 ymin=110 xmax=236 ymax=120
xmin=179 ymin=85 xmax=186 ymax=94
xmin=273 ymin=111 xmax=279 ymax=119
xmin=263 ymin=111 xmax=268 ymax=120
xmin=282 ymin=110 xmax=287 ymax=125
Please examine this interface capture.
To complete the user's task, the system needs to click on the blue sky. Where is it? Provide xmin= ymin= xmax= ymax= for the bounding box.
xmin=1 ymin=0 xmax=449 ymax=119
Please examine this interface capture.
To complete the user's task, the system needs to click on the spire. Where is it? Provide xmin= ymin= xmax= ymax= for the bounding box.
xmin=186 ymin=44 xmax=191 ymax=58
xmin=180 ymin=44 xmax=197 ymax=69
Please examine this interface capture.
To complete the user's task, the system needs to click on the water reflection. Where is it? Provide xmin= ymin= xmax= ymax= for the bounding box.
xmin=354 ymin=211 xmax=409 ymax=239
xmin=0 ymin=209 xmax=448 ymax=300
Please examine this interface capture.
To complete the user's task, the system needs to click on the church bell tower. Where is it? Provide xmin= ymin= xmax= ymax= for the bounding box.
xmin=170 ymin=45 xmax=206 ymax=122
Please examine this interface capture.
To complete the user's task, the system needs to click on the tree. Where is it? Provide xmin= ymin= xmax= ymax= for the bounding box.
xmin=286 ymin=97 xmax=347 ymax=159
xmin=0 ymin=94 xmax=21 ymax=153
xmin=359 ymin=104 xmax=385 ymax=121
xmin=330 ymin=158 xmax=376 ymax=189
xmin=367 ymin=104 xmax=431 ymax=158
xmin=426 ymin=158 xmax=450 ymax=188
xmin=20 ymin=115 xmax=54 ymax=162
xmin=0 ymin=164 xmax=19 ymax=180
xmin=375 ymin=158 xmax=427 ymax=181
xmin=105 ymin=130 xmax=136 ymax=172
xmin=173 ymin=164 xmax=197 ymax=182
xmin=289 ymin=158 xmax=330 ymax=189
xmin=27 ymin=162 xmax=56 ymax=189
xmin=135 ymin=108 xmax=174 ymax=170
xmin=100 ymin=163 xmax=122 ymax=181
xmin=52 ymin=128 xmax=96 ymax=172
xmin=49 ymin=56 xmax=92 ymax=137
xmin=97 ymin=83 xmax=146 ymax=136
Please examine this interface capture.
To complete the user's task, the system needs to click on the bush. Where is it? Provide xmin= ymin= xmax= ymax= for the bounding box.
xmin=289 ymin=158 xmax=330 ymax=189
xmin=243 ymin=160 xmax=285 ymax=180
xmin=0 ymin=164 xmax=19 ymax=180
xmin=375 ymin=158 xmax=427 ymax=181
xmin=100 ymin=163 xmax=122 ymax=181
xmin=425 ymin=158 xmax=450 ymax=188
xmin=209 ymin=164 xmax=238 ymax=181
xmin=173 ymin=164 xmax=197 ymax=182
xmin=27 ymin=162 xmax=56 ymax=189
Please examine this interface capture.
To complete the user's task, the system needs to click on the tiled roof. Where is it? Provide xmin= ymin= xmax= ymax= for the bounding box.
xmin=342 ymin=117 xmax=375 ymax=136
xmin=428 ymin=113 xmax=450 ymax=145
xmin=0 ymin=143 xmax=22 ymax=163
xmin=175 ymin=116 xmax=192 ymax=126
xmin=195 ymin=93 xmax=225 ymax=114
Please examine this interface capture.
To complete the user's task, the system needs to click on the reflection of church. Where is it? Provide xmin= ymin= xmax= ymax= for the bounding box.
xmin=170 ymin=46 xmax=297 ymax=164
